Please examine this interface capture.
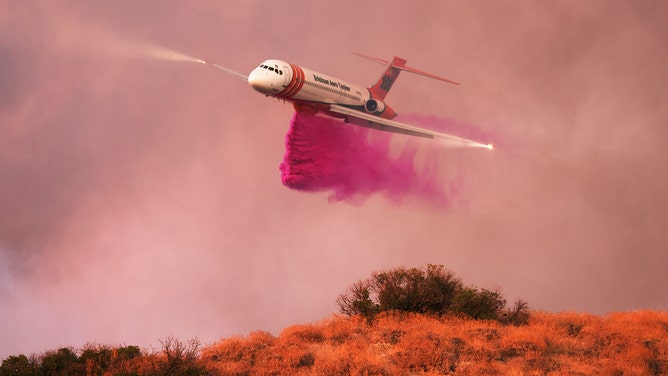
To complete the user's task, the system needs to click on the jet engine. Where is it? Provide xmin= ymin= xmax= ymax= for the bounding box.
xmin=364 ymin=98 xmax=386 ymax=114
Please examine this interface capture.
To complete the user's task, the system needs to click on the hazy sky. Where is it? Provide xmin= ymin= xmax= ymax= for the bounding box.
xmin=1 ymin=1 xmax=667 ymax=358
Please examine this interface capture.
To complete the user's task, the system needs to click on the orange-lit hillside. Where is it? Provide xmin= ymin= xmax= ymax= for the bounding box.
xmin=201 ymin=310 xmax=668 ymax=375
xmin=2 ymin=311 xmax=667 ymax=375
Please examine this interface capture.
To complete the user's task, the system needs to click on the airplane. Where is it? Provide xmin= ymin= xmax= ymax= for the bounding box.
xmin=205 ymin=53 xmax=493 ymax=149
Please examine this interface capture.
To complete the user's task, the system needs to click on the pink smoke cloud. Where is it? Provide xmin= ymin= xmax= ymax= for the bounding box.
xmin=280 ymin=112 xmax=495 ymax=205
xmin=2 ymin=0 xmax=668 ymax=361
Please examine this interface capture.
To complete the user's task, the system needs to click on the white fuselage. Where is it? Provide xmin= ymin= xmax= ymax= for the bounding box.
xmin=247 ymin=59 xmax=370 ymax=108
xmin=239 ymin=58 xmax=493 ymax=149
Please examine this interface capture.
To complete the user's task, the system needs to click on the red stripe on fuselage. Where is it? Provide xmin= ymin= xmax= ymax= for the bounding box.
xmin=295 ymin=65 xmax=306 ymax=97
xmin=277 ymin=65 xmax=297 ymax=97
xmin=278 ymin=64 xmax=304 ymax=98
xmin=286 ymin=64 xmax=304 ymax=98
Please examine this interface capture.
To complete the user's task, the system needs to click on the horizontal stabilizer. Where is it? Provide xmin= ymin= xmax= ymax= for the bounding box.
xmin=352 ymin=52 xmax=390 ymax=65
xmin=353 ymin=52 xmax=459 ymax=85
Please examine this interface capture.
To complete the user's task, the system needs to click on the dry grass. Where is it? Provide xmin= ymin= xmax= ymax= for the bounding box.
xmin=201 ymin=310 xmax=668 ymax=375
xmin=3 ymin=310 xmax=666 ymax=375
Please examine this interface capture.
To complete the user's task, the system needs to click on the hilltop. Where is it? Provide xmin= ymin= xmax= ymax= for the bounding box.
xmin=2 ymin=310 xmax=667 ymax=375
xmin=202 ymin=310 xmax=668 ymax=375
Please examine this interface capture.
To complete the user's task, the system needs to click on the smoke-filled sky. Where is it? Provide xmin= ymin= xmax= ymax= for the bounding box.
xmin=1 ymin=1 xmax=667 ymax=358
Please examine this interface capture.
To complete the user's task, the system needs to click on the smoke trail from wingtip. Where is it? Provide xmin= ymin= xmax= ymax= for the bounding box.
xmin=280 ymin=112 xmax=462 ymax=205
xmin=142 ymin=45 xmax=206 ymax=64
xmin=101 ymin=37 xmax=205 ymax=64
xmin=55 ymin=19 xmax=206 ymax=65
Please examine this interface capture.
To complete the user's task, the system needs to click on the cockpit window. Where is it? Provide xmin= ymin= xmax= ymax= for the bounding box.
xmin=258 ymin=64 xmax=283 ymax=75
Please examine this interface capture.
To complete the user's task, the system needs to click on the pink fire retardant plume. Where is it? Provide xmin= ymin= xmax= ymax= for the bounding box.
xmin=280 ymin=112 xmax=493 ymax=205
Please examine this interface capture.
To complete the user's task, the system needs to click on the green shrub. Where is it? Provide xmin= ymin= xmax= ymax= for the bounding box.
xmin=337 ymin=264 xmax=525 ymax=324
xmin=452 ymin=287 xmax=505 ymax=320
xmin=39 ymin=348 xmax=83 ymax=376
xmin=0 ymin=354 xmax=37 ymax=376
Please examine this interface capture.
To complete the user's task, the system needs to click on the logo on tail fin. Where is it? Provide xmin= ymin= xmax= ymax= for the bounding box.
xmin=380 ymin=75 xmax=394 ymax=92
xmin=368 ymin=56 xmax=406 ymax=100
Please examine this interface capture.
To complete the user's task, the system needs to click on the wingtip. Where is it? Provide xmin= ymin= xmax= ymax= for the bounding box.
xmin=207 ymin=62 xmax=249 ymax=81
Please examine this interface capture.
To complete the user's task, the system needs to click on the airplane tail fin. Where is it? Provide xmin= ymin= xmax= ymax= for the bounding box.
xmin=354 ymin=52 xmax=459 ymax=100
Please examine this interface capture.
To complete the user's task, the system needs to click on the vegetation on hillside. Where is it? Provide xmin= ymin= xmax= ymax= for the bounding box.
xmin=3 ymin=311 xmax=667 ymax=375
xmin=0 ymin=338 xmax=205 ymax=376
xmin=337 ymin=264 xmax=529 ymax=325
xmin=2 ymin=265 xmax=667 ymax=375
xmin=201 ymin=311 xmax=668 ymax=375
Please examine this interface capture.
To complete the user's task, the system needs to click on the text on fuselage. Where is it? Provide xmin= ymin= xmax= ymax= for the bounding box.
xmin=313 ymin=75 xmax=351 ymax=92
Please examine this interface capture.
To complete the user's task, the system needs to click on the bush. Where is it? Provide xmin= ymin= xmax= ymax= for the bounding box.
xmin=500 ymin=299 xmax=531 ymax=326
xmin=79 ymin=344 xmax=113 ymax=376
xmin=115 ymin=345 xmax=142 ymax=360
xmin=337 ymin=264 xmax=526 ymax=323
xmin=155 ymin=337 xmax=208 ymax=376
xmin=374 ymin=265 xmax=462 ymax=314
xmin=337 ymin=265 xmax=463 ymax=320
xmin=0 ymin=354 xmax=37 ymax=376
xmin=452 ymin=287 xmax=505 ymax=320
xmin=39 ymin=348 xmax=83 ymax=376
xmin=336 ymin=280 xmax=379 ymax=320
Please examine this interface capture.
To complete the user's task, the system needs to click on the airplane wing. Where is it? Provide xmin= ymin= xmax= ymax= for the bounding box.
xmin=207 ymin=62 xmax=248 ymax=81
xmin=329 ymin=105 xmax=493 ymax=149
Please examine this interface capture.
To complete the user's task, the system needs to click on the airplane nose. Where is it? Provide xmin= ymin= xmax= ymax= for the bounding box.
xmin=248 ymin=70 xmax=271 ymax=94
